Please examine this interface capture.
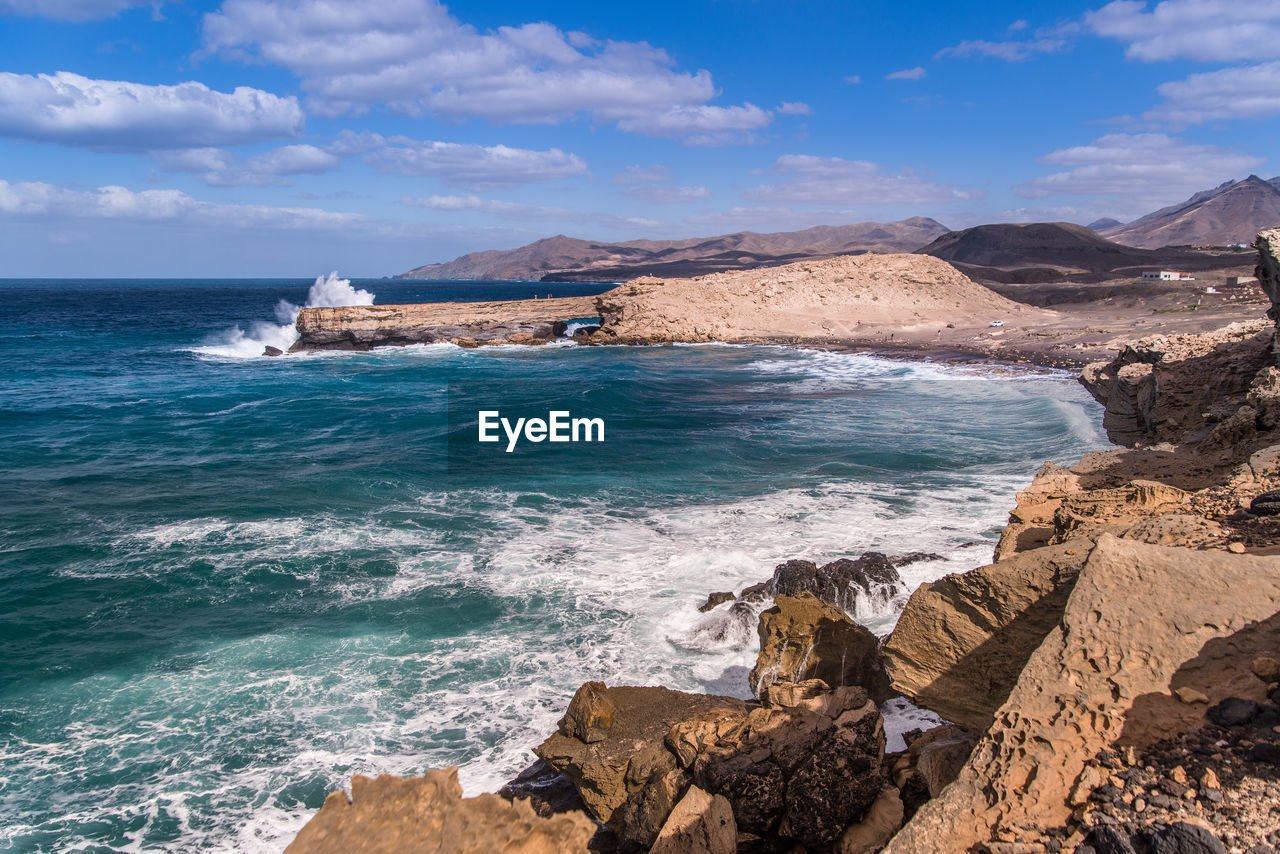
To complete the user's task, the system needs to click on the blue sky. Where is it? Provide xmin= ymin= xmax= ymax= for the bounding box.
xmin=0 ymin=0 xmax=1277 ymax=276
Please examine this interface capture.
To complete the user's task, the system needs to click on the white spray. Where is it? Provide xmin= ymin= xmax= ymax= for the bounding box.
xmin=195 ymin=272 xmax=375 ymax=358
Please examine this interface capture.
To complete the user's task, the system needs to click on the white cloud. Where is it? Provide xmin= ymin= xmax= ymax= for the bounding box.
xmin=246 ymin=144 xmax=340 ymax=175
xmin=612 ymin=165 xmax=671 ymax=185
xmin=0 ymin=71 xmax=302 ymax=150
xmin=402 ymin=194 xmax=660 ymax=230
xmin=153 ymin=143 xmax=341 ymax=186
xmin=746 ymin=155 xmax=973 ymax=205
xmin=935 ymin=38 xmax=1067 ymax=61
xmin=1008 ymin=19 xmax=1029 ymax=31
xmin=1144 ymin=60 xmax=1280 ymax=124
xmin=885 ymin=67 xmax=927 ymax=80
xmin=364 ymin=137 xmax=587 ymax=190
xmin=843 ymin=74 xmax=862 ymax=84
xmin=683 ymin=205 xmax=878 ymax=230
xmin=200 ymin=0 xmax=770 ymax=144
xmin=620 ymin=184 xmax=709 ymax=204
xmin=777 ymin=101 xmax=812 ymax=115
xmin=0 ymin=178 xmax=364 ymax=230
xmin=0 ymin=0 xmax=151 ymax=20
xmin=1017 ymin=133 xmax=1263 ymax=210
xmin=1086 ymin=0 xmax=1280 ymax=62
xmin=614 ymin=103 xmax=772 ymax=145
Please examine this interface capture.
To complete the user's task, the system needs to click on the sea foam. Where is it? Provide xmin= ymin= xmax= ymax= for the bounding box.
xmin=193 ymin=272 xmax=374 ymax=359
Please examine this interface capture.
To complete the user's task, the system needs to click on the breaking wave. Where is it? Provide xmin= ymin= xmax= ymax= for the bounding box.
xmin=193 ymin=272 xmax=375 ymax=359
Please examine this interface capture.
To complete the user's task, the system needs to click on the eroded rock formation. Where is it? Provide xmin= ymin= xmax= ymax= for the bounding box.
xmin=534 ymin=680 xmax=891 ymax=852
xmin=284 ymin=767 xmax=596 ymax=854
xmin=883 ymin=536 xmax=1280 ymax=853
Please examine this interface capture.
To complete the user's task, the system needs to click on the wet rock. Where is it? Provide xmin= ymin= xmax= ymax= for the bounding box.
xmin=1207 ymin=698 xmax=1260 ymax=727
xmin=285 ymin=767 xmax=595 ymax=854
xmin=498 ymin=759 xmax=588 ymax=817
xmin=737 ymin=581 xmax=770 ymax=603
xmin=750 ymin=593 xmax=891 ymax=701
xmin=697 ymin=592 xmax=735 ymax=613
xmin=262 ymin=345 xmax=284 ymax=357
xmin=768 ymin=553 xmax=906 ymax=618
xmin=649 ymin=786 xmax=736 ymax=854
xmin=1136 ymin=821 xmax=1227 ymax=854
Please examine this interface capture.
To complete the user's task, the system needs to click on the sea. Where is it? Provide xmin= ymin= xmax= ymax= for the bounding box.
xmin=0 ymin=274 xmax=1109 ymax=852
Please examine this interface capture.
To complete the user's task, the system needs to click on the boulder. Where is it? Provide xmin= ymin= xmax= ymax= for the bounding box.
xmin=538 ymin=681 xmax=890 ymax=851
xmin=768 ymin=554 xmax=906 ymax=619
xmin=535 ymin=685 xmax=749 ymax=837
xmin=558 ymin=681 xmax=617 ymax=744
xmin=697 ymin=592 xmax=735 ymax=613
xmin=498 ymin=759 xmax=588 ymax=817
xmin=263 ymin=345 xmax=284 ymax=357
xmin=750 ymin=593 xmax=891 ymax=702
xmin=881 ymin=540 xmax=1090 ymax=731
xmin=284 ymin=767 xmax=595 ymax=854
xmin=649 ymin=786 xmax=736 ymax=854
xmin=883 ymin=536 xmax=1280 ymax=854
xmin=1136 ymin=822 xmax=1228 ymax=854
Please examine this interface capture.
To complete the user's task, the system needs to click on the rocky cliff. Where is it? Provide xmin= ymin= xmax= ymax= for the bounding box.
xmin=284 ymin=231 xmax=1280 ymax=853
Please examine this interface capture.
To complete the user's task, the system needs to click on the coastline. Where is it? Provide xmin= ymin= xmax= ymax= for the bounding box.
xmin=285 ymin=234 xmax=1280 ymax=853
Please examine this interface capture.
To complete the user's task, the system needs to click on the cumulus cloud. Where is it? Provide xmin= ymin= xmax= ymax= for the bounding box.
xmin=153 ymin=143 xmax=340 ymax=186
xmin=0 ymin=0 xmax=151 ymax=20
xmin=884 ymin=67 xmax=927 ymax=80
xmin=746 ymin=155 xmax=973 ymax=205
xmin=1144 ymin=60 xmax=1280 ymax=124
xmin=935 ymin=38 xmax=1067 ymax=61
xmin=0 ymin=178 xmax=364 ymax=229
xmin=364 ymin=137 xmax=587 ymax=190
xmin=199 ymin=0 xmax=771 ymax=144
xmin=1086 ymin=0 xmax=1280 ymax=63
xmin=402 ymin=194 xmax=660 ymax=229
xmin=0 ymin=71 xmax=303 ymax=150
xmin=1017 ymin=133 xmax=1262 ymax=208
xmin=620 ymin=184 xmax=709 ymax=204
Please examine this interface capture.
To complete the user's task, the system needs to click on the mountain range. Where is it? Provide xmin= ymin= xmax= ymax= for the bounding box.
xmin=395 ymin=218 xmax=949 ymax=281
xmin=394 ymin=176 xmax=1280 ymax=281
xmin=1098 ymin=175 xmax=1280 ymax=249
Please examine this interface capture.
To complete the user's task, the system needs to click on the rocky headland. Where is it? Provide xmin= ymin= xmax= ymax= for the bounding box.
xmin=286 ymin=230 xmax=1280 ymax=853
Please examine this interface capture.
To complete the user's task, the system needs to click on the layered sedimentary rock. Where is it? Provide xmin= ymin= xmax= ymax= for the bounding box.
xmin=883 ymin=536 xmax=1280 ymax=853
xmin=534 ymin=681 xmax=890 ymax=852
xmin=291 ymin=296 xmax=599 ymax=351
xmin=284 ymin=767 xmax=595 ymax=854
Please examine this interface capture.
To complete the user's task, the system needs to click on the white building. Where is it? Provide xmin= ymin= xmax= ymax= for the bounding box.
xmin=1141 ymin=270 xmax=1195 ymax=281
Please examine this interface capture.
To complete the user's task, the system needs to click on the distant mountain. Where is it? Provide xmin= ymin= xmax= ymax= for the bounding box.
xmin=917 ymin=221 xmax=1251 ymax=284
xmin=395 ymin=218 xmax=950 ymax=281
xmin=1100 ymin=175 xmax=1280 ymax=249
xmin=1087 ymin=217 xmax=1123 ymax=231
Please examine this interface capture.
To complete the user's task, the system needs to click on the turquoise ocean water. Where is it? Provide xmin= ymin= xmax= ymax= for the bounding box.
xmin=0 ymin=276 xmax=1108 ymax=852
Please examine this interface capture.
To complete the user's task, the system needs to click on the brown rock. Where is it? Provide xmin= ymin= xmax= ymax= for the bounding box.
xmin=837 ymin=786 xmax=904 ymax=854
xmin=750 ymin=593 xmax=891 ymax=702
xmin=535 ymin=686 xmax=749 ymax=830
xmin=883 ymin=536 xmax=1280 ymax=854
xmin=558 ymin=681 xmax=617 ymax=744
xmin=649 ymin=786 xmax=736 ymax=854
xmin=284 ymin=767 xmax=595 ymax=854
xmin=911 ymin=728 xmax=978 ymax=798
xmin=1251 ymin=655 xmax=1280 ymax=681
xmin=881 ymin=540 xmax=1090 ymax=732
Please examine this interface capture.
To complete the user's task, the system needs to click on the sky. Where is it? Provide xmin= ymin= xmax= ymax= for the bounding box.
xmin=0 ymin=0 xmax=1277 ymax=277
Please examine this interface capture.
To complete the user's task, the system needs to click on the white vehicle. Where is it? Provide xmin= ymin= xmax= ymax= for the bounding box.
xmin=989 ymin=320 xmax=1004 ymax=327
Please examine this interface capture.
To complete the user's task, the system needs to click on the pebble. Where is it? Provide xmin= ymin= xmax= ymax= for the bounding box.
xmin=1135 ymin=797 xmax=1147 ymax=813
xmin=1228 ymin=542 xmax=1247 ymax=553
xmin=1171 ymin=765 xmax=1188 ymax=784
